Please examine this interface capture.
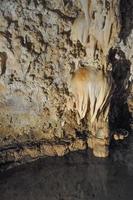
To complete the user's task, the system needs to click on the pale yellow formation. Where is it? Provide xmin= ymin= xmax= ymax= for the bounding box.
xmin=70 ymin=67 xmax=113 ymax=123
xmin=71 ymin=0 xmax=120 ymax=69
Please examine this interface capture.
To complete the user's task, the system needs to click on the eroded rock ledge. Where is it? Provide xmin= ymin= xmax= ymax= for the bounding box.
xmin=0 ymin=136 xmax=88 ymax=170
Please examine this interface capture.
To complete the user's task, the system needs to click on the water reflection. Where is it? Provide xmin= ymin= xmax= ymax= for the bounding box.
xmin=0 ymin=136 xmax=133 ymax=200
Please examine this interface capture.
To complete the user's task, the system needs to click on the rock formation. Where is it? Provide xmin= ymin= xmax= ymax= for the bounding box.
xmin=0 ymin=0 xmax=132 ymax=165
xmin=71 ymin=0 xmax=121 ymax=69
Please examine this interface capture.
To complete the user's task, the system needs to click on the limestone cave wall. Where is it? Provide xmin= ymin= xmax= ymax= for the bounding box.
xmin=0 ymin=0 xmax=132 ymax=166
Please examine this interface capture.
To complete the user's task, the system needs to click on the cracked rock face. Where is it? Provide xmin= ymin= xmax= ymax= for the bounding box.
xmin=0 ymin=0 xmax=132 ymax=162
xmin=0 ymin=0 xmax=79 ymax=145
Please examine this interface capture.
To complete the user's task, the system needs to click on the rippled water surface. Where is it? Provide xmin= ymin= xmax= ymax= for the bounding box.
xmin=0 ymin=135 xmax=133 ymax=200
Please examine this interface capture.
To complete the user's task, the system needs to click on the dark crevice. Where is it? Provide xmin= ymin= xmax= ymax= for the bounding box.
xmin=108 ymin=48 xmax=131 ymax=132
xmin=63 ymin=0 xmax=73 ymax=7
xmin=0 ymin=52 xmax=7 ymax=76
xmin=108 ymin=23 xmax=113 ymax=44
xmin=119 ymin=0 xmax=133 ymax=44
xmin=102 ymin=16 xmax=106 ymax=29
xmin=45 ymin=5 xmax=75 ymax=22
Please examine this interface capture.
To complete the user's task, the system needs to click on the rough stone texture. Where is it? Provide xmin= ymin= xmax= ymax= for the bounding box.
xmin=0 ymin=0 xmax=132 ymax=161
xmin=0 ymin=0 xmax=79 ymax=145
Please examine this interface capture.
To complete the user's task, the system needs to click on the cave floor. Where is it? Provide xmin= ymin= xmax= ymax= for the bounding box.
xmin=0 ymin=133 xmax=133 ymax=200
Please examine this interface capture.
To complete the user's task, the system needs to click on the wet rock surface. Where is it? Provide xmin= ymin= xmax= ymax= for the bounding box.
xmin=0 ymin=133 xmax=133 ymax=200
